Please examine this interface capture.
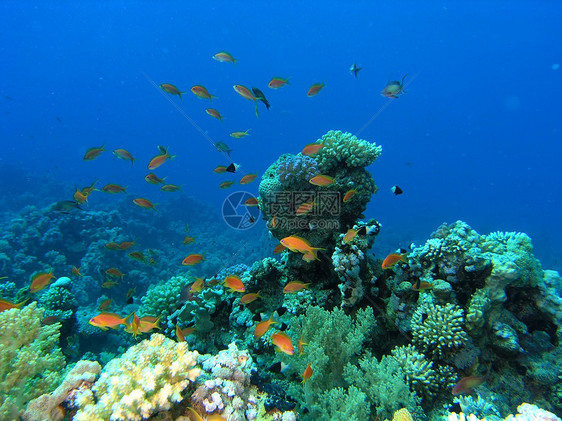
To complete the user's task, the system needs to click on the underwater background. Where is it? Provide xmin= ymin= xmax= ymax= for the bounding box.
xmin=1 ymin=1 xmax=562 ymax=421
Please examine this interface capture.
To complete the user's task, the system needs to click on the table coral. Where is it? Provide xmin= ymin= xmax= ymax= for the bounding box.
xmin=73 ymin=333 xmax=200 ymax=421
xmin=0 ymin=302 xmax=65 ymax=420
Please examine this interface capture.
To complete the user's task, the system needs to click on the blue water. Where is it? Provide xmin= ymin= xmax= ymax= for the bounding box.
xmin=1 ymin=1 xmax=561 ymax=271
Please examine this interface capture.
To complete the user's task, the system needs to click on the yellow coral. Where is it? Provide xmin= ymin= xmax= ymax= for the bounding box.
xmin=73 ymin=334 xmax=200 ymax=421
xmin=392 ymin=408 xmax=413 ymax=421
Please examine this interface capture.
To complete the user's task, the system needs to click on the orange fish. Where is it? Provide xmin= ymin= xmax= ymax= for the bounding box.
xmin=296 ymin=201 xmax=315 ymax=216
xmin=113 ymin=148 xmax=136 ymax=165
xmin=280 ymin=236 xmax=325 ymax=259
xmin=30 ymin=271 xmax=55 ymax=293
xmin=73 ymin=188 xmax=88 ymax=204
xmin=161 ymin=184 xmax=181 ymax=192
xmin=343 ymin=228 xmax=359 ymax=244
xmin=212 ymin=51 xmax=236 ymax=64
xmin=223 ymin=275 xmax=245 ymax=292
xmin=182 ymin=254 xmax=205 ymax=266
xmin=214 ymin=165 xmax=227 ymax=173
xmin=145 ymin=173 xmax=166 ymax=184
xmin=302 ymin=362 xmax=313 ymax=384
xmin=83 ymin=144 xmax=105 ymax=161
xmin=240 ymin=174 xmax=257 ymax=184
xmin=269 ymin=216 xmax=277 ymax=228
xmin=206 ymin=108 xmax=223 ymax=121
xmin=283 ymin=281 xmax=310 ymax=293
xmin=183 ymin=236 xmax=196 ymax=245
xmin=219 ymin=181 xmax=235 ymax=189
xmin=230 ymin=130 xmax=251 ymax=139
xmin=273 ymin=244 xmax=286 ymax=254
xmin=105 ymin=268 xmax=125 ymax=279
xmin=309 ymin=175 xmax=335 ymax=186
xmin=89 ymin=312 xmax=129 ymax=330
xmin=244 ymin=197 xmax=259 ymax=206
xmin=148 ymin=146 xmax=175 ymax=170
xmin=343 ymin=189 xmax=357 ymax=203
xmin=0 ymin=298 xmax=28 ymax=312
xmin=128 ymin=251 xmax=146 ymax=261
xmin=71 ymin=266 xmax=82 ymax=277
xmin=176 ymin=324 xmax=196 ymax=342
xmin=298 ymin=336 xmax=308 ymax=355
xmin=98 ymin=298 xmax=113 ymax=311
xmin=81 ymin=180 xmax=98 ymax=196
xmin=271 ymin=331 xmax=294 ymax=355
xmin=126 ymin=287 xmax=136 ymax=299
xmin=301 ymin=143 xmax=324 ymax=156
xmin=191 ymin=85 xmax=216 ymax=100
xmin=125 ymin=312 xmax=141 ymax=337
xmin=307 ymin=82 xmax=325 ymax=97
xmin=101 ymin=281 xmax=118 ymax=288
xmin=118 ymin=241 xmax=136 ymax=250
xmin=104 ymin=242 xmax=122 ymax=251
xmin=268 ymin=77 xmax=290 ymax=89
xmin=190 ymin=278 xmax=205 ymax=293
xmin=102 ymin=183 xmax=127 ymax=194
xmin=160 ymin=83 xmax=185 ymax=99
xmin=233 ymin=85 xmax=258 ymax=101
xmin=381 ymin=75 xmax=407 ymax=99
xmin=412 ymin=280 xmax=433 ymax=291
xmin=452 ymin=376 xmax=485 ymax=395
xmin=254 ymin=315 xmax=278 ymax=338
xmin=302 ymin=252 xmax=318 ymax=262
xmin=133 ymin=198 xmax=157 ymax=210
xmin=125 ymin=315 xmax=161 ymax=334
xmin=381 ymin=253 xmax=407 ymax=269
xmin=240 ymin=292 xmax=261 ymax=305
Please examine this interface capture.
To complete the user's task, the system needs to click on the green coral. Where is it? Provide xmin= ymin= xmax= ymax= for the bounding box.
xmin=73 ymin=333 xmax=200 ymax=421
xmin=344 ymin=352 xmax=421 ymax=419
xmin=314 ymin=130 xmax=382 ymax=171
xmin=311 ymin=386 xmax=370 ymax=421
xmin=0 ymin=302 xmax=65 ymax=420
xmin=390 ymin=344 xmax=438 ymax=398
xmin=411 ymin=302 xmax=468 ymax=358
xmin=140 ymin=274 xmax=193 ymax=328
xmin=38 ymin=285 xmax=77 ymax=322
xmin=284 ymin=306 xmax=376 ymax=418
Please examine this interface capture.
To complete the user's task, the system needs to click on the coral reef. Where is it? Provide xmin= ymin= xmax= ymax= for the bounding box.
xmin=0 ymin=302 xmax=65 ymax=420
xmin=73 ymin=333 xmax=200 ymax=420
xmin=23 ymin=360 xmax=101 ymax=421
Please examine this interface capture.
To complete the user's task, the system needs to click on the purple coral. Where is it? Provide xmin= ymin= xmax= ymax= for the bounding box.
xmin=277 ymin=155 xmax=320 ymax=185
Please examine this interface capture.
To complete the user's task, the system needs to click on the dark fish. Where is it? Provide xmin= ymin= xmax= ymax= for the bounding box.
xmin=349 ymin=63 xmax=362 ymax=78
xmin=391 ymin=185 xmax=403 ymax=195
xmin=126 ymin=296 xmax=134 ymax=304
xmin=276 ymin=307 xmax=288 ymax=316
xmin=252 ymin=87 xmax=270 ymax=110
xmin=226 ymin=163 xmax=237 ymax=173
xmin=41 ymin=315 xmax=60 ymax=325
xmin=52 ymin=200 xmax=83 ymax=213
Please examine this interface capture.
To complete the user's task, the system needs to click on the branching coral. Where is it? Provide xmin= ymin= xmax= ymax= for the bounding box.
xmin=73 ymin=333 xmax=200 ymax=421
xmin=411 ymin=302 xmax=468 ymax=358
xmin=313 ymin=130 xmax=382 ymax=170
xmin=0 ymin=303 xmax=65 ymax=420
xmin=390 ymin=344 xmax=438 ymax=398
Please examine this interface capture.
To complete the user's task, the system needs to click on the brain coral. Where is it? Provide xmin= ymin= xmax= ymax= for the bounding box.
xmin=411 ymin=302 xmax=469 ymax=358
